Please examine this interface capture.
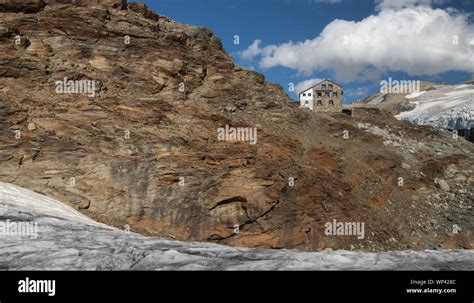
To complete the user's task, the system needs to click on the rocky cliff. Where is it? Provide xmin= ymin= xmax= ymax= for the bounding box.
xmin=0 ymin=0 xmax=473 ymax=251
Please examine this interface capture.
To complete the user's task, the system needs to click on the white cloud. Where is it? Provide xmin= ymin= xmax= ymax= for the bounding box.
xmin=295 ymin=78 xmax=324 ymax=93
xmin=240 ymin=40 xmax=277 ymax=60
xmin=241 ymin=3 xmax=474 ymax=83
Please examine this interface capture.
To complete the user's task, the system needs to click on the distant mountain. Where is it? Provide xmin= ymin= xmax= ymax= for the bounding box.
xmin=462 ymin=78 xmax=474 ymax=85
xmin=356 ymin=82 xmax=473 ymax=142
xmin=396 ymin=83 xmax=473 ymax=133
xmin=356 ymin=81 xmax=441 ymax=115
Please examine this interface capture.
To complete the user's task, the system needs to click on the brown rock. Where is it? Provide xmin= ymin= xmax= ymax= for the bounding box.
xmin=128 ymin=2 xmax=160 ymax=21
xmin=45 ymin=0 xmax=127 ymax=8
xmin=0 ymin=0 xmax=45 ymax=13
xmin=27 ymin=122 xmax=36 ymax=131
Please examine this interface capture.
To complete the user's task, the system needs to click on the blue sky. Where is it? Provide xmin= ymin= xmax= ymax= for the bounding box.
xmin=142 ymin=0 xmax=474 ymax=102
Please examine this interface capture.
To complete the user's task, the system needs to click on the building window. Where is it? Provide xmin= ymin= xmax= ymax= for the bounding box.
xmin=333 ymin=92 xmax=338 ymax=97
xmin=317 ymin=100 xmax=322 ymax=106
xmin=308 ymin=93 xmax=312 ymax=96
xmin=317 ymin=92 xmax=322 ymax=97
xmin=326 ymin=92 xmax=330 ymax=97
xmin=321 ymin=84 xmax=326 ymax=89
xmin=328 ymin=84 xmax=333 ymax=89
xmin=329 ymin=100 xmax=334 ymax=106
xmin=303 ymin=93 xmax=306 ymax=96
xmin=305 ymin=100 xmax=309 ymax=105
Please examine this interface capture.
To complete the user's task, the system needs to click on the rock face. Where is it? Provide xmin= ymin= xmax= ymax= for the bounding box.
xmin=0 ymin=0 xmax=46 ymax=13
xmin=46 ymin=0 xmax=127 ymax=9
xmin=0 ymin=2 xmax=473 ymax=251
xmin=1 ymin=182 xmax=472 ymax=270
xmin=0 ymin=0 xmax=126 ymax=13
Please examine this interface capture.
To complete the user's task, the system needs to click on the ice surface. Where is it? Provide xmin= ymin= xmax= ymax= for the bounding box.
xmin=0 ymin=182 xmax=472 ymax=270
xmin=368 ymin=94 xmax=386 ymax=105
xmin=396 ymin=84 xmax=474 ymax=130
xmin=406 ymin=91 xmax=426 ymax=99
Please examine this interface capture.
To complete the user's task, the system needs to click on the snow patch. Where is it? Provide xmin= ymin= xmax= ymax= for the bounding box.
xmin=368 ymin=94 xmax=386 ymax=105
xmin=0 ymin=182 xmax=113 ymax=229
xmin=405 ymin=91 xmax=426 ymax=99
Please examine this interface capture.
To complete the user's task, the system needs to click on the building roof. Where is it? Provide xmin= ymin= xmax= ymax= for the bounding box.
xmin=298 ymin=79 xmax=343 ymax=96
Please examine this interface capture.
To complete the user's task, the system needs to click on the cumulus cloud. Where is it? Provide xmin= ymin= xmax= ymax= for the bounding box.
xmin=295 ymin=78 xmax=324 ymax=94
xmin=240 ymin=40 xmax=277 ymax=60
xmin=241 ymin=2 xmax=474 ymax=83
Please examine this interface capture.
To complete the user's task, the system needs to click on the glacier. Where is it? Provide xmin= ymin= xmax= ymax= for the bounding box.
xmin=396 ymin=84 xmax=474 ymax=131
xmin=0 ymin=182 xmax=472 ymax=270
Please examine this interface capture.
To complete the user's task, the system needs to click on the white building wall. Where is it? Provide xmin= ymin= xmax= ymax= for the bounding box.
xmin=299 ymin=88 xmax=314 ymax=110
